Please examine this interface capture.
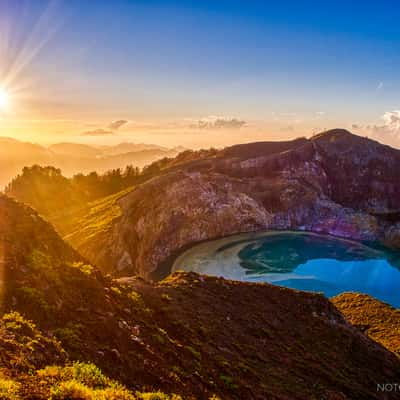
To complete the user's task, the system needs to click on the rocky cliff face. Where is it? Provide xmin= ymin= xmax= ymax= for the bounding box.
xmin=76 ymin=129 xmax=400 ymax=278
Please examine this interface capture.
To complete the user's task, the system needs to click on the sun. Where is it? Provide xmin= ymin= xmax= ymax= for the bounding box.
xmin=0 ymin=88 xmax=10 ymax=110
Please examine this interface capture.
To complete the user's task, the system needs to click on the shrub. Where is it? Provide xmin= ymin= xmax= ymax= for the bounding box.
xmin=128 ymin=290 xmax=143 ymax=304
xmin=0 ymin=377 xmax=21 ymax=400
xmin=111 ymin=286 xmax=122 ymax=296
xmin=50 ymin=380 xmax=136 ymax=400
xmin=70 ymin=362 xmax=109 ymax=388
xmin=95 ymin=386 xmax=135 ymax=400
xmin=16 ymin=286 xmax=51 ymax=314
xmin=41 ymin=363 xmax=137 ymax=400
xmin=220 ymin=374 xmax=238 ymax=390
xmin=71 ymin=262 xmax=94 ymax=276
xmin=50 ymin=379 xmax=92 ymax=400
xmin=37 ymin=365 xmax=65 ymax=382
xmin=54 ymin=324 xmax=83 ymax=350
xmin=2 ymin=312 xmax=36 ymax=337
xmin=136 ymin=392 xmax=183 ymax=400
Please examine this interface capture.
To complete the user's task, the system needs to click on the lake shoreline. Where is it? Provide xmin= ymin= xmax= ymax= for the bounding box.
xmin=156 ymin=230 xmax=400 ymax=308
xmin=150 ymin=229 xmax=393 ymax=281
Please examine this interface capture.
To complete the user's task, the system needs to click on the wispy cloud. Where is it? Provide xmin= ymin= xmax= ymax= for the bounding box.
xmin=81 ymin=119 xmax=128 ymax=136
xmin=82 ymin=128 xmax=114 ymax=136
xmin=108 ymin=119 xmax=128 ymax=130
xmin=190 ymin=116 xmax=247 ymax=130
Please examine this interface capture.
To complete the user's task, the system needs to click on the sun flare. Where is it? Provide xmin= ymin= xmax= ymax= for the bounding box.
xmin=0 ymin=88 xmax=10 ymax=110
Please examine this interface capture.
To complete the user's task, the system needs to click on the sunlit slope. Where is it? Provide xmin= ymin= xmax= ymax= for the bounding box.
xmin=51 ymin=187 xmax=135 ymax=274
xmin=333 ymin=293 xmax=400 ymax=357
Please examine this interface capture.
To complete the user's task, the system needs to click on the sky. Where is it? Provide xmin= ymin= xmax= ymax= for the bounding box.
xmin=1 ymin=0 xmax=400 ymax=148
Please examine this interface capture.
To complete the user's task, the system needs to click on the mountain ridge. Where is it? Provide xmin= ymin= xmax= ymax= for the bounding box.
xmin=44 ymin=129 xmax=400 ymax=278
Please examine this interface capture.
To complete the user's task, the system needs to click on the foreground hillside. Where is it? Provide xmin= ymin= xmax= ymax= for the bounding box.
xmin=39 ymin=129 xmax=400 ymax=278
xmin=1 ymin=194 xmax=400 ymax=399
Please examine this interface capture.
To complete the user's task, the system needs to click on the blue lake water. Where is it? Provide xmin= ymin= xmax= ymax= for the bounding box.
xmin=172 ymin=231 xmax=400 ymax=307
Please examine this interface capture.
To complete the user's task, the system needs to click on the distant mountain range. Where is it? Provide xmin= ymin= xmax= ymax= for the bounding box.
xmin=0 ymin=137 xmax=186 ymax=187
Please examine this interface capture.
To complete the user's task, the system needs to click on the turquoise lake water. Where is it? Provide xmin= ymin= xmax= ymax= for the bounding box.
xmin=172 ymin=231 xmax=400 ymax=307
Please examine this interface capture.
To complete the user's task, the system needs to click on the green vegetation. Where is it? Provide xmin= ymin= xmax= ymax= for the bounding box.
xmin=110 ymin=286 xmax=122 ymax=296
xmin=28 ymin=249 xmax=53 ymax=271
xmin=0 ymin=377 xmax=20 ymax=400
xmin=185 ymin=345 xmax=201 ymax=360
xmin=16 ymin=287 xmax=51 ymax=314
xmin=219 ymin=374 xmax=238 ymax=391
xmin=54 ymin=324 xmax=84 ymax=353
xmin=0 ymin=312 xmax=66 ymax=375
xmin=5 ymin=165 xmax=141 ymax=216
xmin=136 ymin=392 xmax=182 ymax=400
xmin=55 ymin=186 xmax=133 ymax=247
xmin=35 ymin=363 xmax=177 ymax=400
xmin=70 ymin=262 xmax=94 ymax=276
xmin=5 ymin=148 xmax=218 ymax=221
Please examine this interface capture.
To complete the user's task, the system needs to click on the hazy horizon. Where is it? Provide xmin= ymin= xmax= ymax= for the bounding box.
xmin=1 ymin=1 xmax=400 ymax=149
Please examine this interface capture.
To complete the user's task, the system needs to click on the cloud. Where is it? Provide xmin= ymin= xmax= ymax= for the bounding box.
xmin=377 ymin=82 xmax=384 ymax=91
xmin=191 ymin=117 xmax=247 ymax=130
xmin=351 ymin=124 xmax=361 ymax=129
xmin=365 ymin=110 xmax=400 ymax=138
xmin=81 ymin=120 xmax=128 ymax=136
xmin=81 ymin=128 xmax=115 ymax=136
xmin=382 ymin=110 xmax=400 ymax=130
xmin=108 ymin=120 xmax=128 ymax=130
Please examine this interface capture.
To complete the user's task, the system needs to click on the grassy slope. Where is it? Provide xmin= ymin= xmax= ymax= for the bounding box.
xmin=0 ymin=313 xmax=182 ymax=400
xmin=333 ymin=292 xmax=400 ymax=357
xmin=50 ymin=186 xmax=134 ymax=254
